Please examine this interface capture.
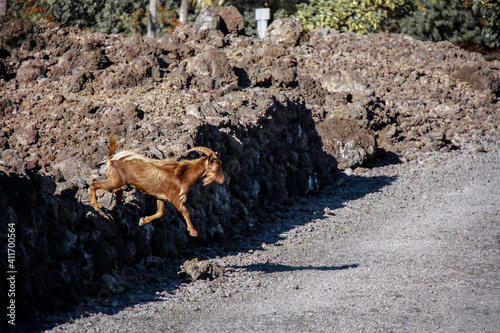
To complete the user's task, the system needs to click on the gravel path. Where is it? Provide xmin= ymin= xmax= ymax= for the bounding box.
xmin=46 ymin=150 xmax=500 ymax=332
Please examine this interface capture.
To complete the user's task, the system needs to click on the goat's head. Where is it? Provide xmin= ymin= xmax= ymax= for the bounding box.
xmin=184 ymin=147 xmax=225 ymax=185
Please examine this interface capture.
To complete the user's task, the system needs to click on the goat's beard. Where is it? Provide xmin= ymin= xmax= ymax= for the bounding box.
xmin=203 ymin=177 xmax=214 ymax=186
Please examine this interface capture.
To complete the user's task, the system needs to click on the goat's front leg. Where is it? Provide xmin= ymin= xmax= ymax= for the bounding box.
xmin=174 ymin=201 xmax=198 ymax=237
xmin=90 ymin=183 xmax=101 ymax=210
xmin=90 ymin=180 xmax=117 ymax=218
xmin=139 ymin=199 xmax=165 ymax=226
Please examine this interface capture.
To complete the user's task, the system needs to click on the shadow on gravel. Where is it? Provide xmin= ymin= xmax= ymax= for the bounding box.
xmin=234 ymin=263 xmax=359 ymax=273
xmin=219 ymin=172 xmax=398 ymax=255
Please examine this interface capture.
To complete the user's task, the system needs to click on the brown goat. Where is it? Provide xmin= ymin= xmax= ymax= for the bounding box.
xmin=90 ymin=135 xmax=225 ymax=237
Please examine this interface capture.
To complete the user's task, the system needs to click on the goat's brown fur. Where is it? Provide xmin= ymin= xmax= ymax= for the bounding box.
xmin=90 ymin=135 xmax=225 ymax=237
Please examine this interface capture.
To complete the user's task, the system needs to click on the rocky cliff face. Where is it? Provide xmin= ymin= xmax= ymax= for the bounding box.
xmin=0 ymin=6 xmax=499 ymax=317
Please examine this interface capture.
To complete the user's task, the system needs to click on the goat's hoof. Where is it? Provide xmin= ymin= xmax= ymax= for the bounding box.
xmin=96 ymin=209 xmax=109 ymax=219
xmin=138 ymin=218 xmax=145 ymax=226
xmin=189 ymin=229 xmax=198 ymax=237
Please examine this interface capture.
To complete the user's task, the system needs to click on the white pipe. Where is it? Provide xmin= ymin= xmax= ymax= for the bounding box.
xmin=255 ymin=8 xmax=271 ymax=39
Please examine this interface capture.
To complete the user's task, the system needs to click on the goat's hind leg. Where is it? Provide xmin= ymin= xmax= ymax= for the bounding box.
xmin=139 ymin=199 xmax=165 ymax=226
xmin=173 ymin=201 xmax=198 ymax=237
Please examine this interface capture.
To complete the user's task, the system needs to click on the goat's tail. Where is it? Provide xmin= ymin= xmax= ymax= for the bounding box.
xmin=108 ymin=134 xmax=120 ymax=159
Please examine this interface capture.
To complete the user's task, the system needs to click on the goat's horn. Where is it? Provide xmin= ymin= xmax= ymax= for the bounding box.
xmin=184 ymin=146 xmax=216 ymax=158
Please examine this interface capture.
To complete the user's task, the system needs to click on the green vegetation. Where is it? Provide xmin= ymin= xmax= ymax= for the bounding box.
xmin=6 ymin=0 xmax=500 ymax=51
xmin=294 ymin=0 xmax=499 ymax=50
xmin=8 ymin=0 xmax=182 ymax=35
xmin=396 ymin=0 xmax=500 ymax=50
xmin=294 ymin=0 xmax=407 ymax=34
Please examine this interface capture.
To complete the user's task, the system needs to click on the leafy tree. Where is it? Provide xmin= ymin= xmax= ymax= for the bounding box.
xmin=395 ymin=0 xmax=500 ymax=50
xmin=293 ymin=0 xmax=499 ymax=51
xmin=7 ymin=0 xmax=499 ymax=51
xmin=294 ymin=0 xmax=407 ymax=34
xmin=8 ymin=0 xmax=181 ymax=36
xmin=7 ymin=0 xmax=231 ymax=36
xmin=474 ymin=0 xmax=500 ymax=49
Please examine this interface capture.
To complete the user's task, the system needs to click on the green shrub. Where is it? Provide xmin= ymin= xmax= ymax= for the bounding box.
xmin=8 ymin=0 xmax=181 ymax=36
xmin=474 ymin=0 xmax=500 ymax=49
xmin=8 ymin=0 xmax=499 ymax=50
xmin=294 ymin=0 xmax=407 ymax=34
xmin=396 ymin=0 xmax=500 ymax=49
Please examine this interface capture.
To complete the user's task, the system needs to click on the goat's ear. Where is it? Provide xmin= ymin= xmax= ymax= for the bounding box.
xmin=205 ymin=155 xmax=213 ymax=166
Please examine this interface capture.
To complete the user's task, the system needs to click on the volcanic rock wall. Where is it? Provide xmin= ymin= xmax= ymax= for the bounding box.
xmin=0 ymin=89 xmax=334 ymax=316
